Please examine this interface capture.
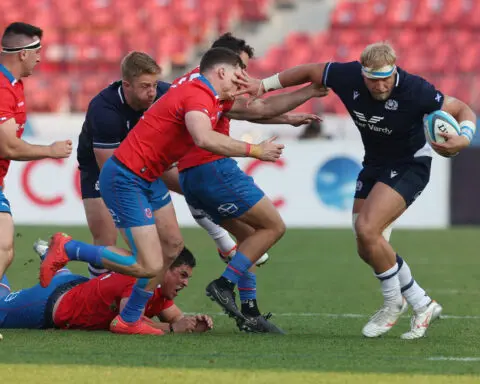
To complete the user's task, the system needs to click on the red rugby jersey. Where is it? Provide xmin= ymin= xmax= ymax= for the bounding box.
xmin=114 ymin=75 xmax=224 ymax=181
xmin=174 ymin=67 xmax=234 ymax=172
xmin=53 ymin=272 xmax=174 ymax=330
xmin=0 ymin=64 xmax=26 ymax=186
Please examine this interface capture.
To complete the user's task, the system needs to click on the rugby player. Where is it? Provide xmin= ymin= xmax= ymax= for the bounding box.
xmin=176 ymin=35 xmax=328 ymax=333
xmin=40 ymin=47 xmax=287 ymax=335
xmin=1 ymin=246 xmax=212 ymax=334
xmin=0 ymin=22 xmax=72 ymax=288
xmin=76 ymin=51 xmax=239 ymax=278
xmin=235 ymin=42 xmax=476 ymax=339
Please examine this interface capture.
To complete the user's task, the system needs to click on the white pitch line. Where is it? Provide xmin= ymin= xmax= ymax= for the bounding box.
xmin=427 ymin=357 xmax=480 ymax=362
xmin=185 ymin=312 xmax=480 ymax=320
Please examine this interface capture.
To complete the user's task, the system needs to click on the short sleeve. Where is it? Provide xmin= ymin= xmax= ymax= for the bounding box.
xmin=87 ymin=103 xmax=126 ymax=149
xmin=222 ymin=100 xmax=235 ymax=113
xmin=416 ymin=78 xmax=444 ymax=114
xmin=0 ymin=87 xmax=16 ymax=123
xmin=183 ymin=88 xmax=216 ymax=116
xmin=322 ymin=61 xmax=359 ymax=91
xmin=162 ymin=299 xmax=174 ymax=311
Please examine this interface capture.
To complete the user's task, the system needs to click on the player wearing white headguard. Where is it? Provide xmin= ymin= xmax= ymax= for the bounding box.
xmin=235 ymin=42 xmax=476 ymax=339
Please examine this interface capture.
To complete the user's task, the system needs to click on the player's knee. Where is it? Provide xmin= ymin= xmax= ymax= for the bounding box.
xmin=273 ymin=219 xmax=286 ymax=240
xmin=0 ymin=243 xmax=14 ymax=266
xmin=163 ymin=237 xmax=184 ymax=265
xmin=92 ymin=232 xmax=117 ymax=247
xmin=135 ymin=261 xmax=161 ymax=279
xmin=354 ymin=216 xmax=377 ymax=244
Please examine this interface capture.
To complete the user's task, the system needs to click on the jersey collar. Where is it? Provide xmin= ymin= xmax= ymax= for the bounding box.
xmin=118 ymin=84 xmax=125 ymax=104
xmin=394 ymin=70 xmax=401 ymax=87
xmin=197 ymin=75 xmax=218 ymax=98
xmin=0 ymin=64 xmax=17 ymax=85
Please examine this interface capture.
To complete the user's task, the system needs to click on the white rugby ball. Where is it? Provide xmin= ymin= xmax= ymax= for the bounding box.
xmin=424 ymin=110 xmax=460 ymax=145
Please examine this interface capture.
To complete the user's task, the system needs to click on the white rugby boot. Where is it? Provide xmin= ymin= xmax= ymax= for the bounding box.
xmin=362 ymin=298 xmax=408 ymax=338
xmin=400 ymin=300 xmax=443 ymax=340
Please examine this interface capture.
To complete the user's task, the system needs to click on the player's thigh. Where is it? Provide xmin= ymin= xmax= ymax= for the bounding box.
xmin=160 ymin=166 xmax=183 ymax=195
xmin=153 ymin=202 xmax=183 ymax=259
xmin=119 ymin=225 xmax=164 ymax=275
xmin=355 ymin=182 xmax=406 ymax=236
xmin=235 ymin=196 xmax=285 ymax=234
xmin=221 ymin=219 xmax=256 ymax=243
xmin=0 ymin=198 xmax=14 ymax=272
xmin=83 ymin=198 xmax=117 ymax=245
xmin=99 ymin=157 xmax=157 ymax=229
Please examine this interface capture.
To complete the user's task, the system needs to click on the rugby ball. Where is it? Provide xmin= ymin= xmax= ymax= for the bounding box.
xmin=424 ymin=110 xmax=460 ymax=145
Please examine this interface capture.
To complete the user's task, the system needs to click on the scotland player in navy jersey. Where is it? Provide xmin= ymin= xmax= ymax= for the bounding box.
xmin=237 ymin=42 xmax=476 ymax=339
xmin=77 ymin=51 xmax=238 ymax=277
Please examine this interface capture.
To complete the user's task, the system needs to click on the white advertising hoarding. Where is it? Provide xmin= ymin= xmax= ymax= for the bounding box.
xmin=3 ymin=140 xmax=450 ymax=228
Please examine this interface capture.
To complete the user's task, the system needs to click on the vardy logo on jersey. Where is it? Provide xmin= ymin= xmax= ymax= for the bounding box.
xmin=352 ymin=110 xmax=392 ymax=135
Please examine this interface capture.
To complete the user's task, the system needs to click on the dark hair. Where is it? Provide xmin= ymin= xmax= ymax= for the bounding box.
xmin=170 ymin=247 xmax=196 ymax=269
xmin=200 ymin=47 xmax=245 ymax=73
xmin=212 ymin=33 xmax=254 ymax=59
xmin=2 ymin=22 xmax=43 ymax=44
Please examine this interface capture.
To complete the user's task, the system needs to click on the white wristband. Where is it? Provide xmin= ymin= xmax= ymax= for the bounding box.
xmin=459 ymin=120 xmax=476 ymax=142
xmin=261 ymin=73 xmax=283 ymax=92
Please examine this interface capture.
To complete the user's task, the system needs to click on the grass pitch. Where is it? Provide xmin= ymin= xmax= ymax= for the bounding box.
xmin=1 ymin=226 xmax=479 ymax=383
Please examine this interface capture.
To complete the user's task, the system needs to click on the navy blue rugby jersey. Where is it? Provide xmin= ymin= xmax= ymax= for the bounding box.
xmin=77 ymin=80 xmax=171 ymax=170
xmin=322 ymin=61 xmax=444 ymax=165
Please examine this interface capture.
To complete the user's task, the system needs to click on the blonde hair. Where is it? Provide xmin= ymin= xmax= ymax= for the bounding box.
xmin=360 ymin=42 xmax=396 ymax=69
xmin=121 ymin=51 xmax=161 ymax=81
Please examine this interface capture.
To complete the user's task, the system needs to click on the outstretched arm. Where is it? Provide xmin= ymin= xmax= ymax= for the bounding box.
xmin=185 ymin=111 xmax=284 ymax=162
xmin=248 ymin=112 xmax=321 ymax=126
xmin=226 ymin=83 xmax=328 ymax=121
xmin=234 ymin=63 xmax=328 ymax=97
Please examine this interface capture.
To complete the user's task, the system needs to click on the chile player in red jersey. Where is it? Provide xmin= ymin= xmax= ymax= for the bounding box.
xmin=40 ymin=47 xmax=284 ymax=335
xmin=0 ymin=22 xmax=72 ymax=297
xmin=169 ymin=35 xmax=328 ymax=333
xmin=1 ymin=247 xmax=212 ymax=334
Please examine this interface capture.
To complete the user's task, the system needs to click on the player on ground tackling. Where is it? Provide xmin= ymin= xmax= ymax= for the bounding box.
xmin=235 ymin=41 xmax=476 ymax=339
xmin=0 ymin=245 xmax=212 ymax=334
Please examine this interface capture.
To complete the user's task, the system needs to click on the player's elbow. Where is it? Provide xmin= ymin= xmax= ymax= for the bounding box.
xmin=192 ymin=134 xmax=212 ymax=151
xmin=0 ymin=144 xmax=16 ymax=160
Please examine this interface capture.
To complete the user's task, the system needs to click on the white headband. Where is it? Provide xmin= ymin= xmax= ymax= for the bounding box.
xmin=362 ymin=64 xmax=396 ymax=79
xmin=2 ymin=38 xmax=42 ymax=54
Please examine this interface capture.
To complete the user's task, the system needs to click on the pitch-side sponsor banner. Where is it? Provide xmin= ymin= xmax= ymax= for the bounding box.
xmin=3 ymin=140 xmax=449 ymax=228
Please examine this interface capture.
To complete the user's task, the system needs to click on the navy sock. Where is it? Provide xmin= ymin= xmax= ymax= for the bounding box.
xmin=238 ymin=271 xmax=257 ymax=302
xmin=120 ymin=283 xmax=153 ymax=323
xmin=64 ymin=240 xmax=104 ymax=267
xmin=0 ymin=274 xmax=10 ymax=298
xmin=221 ymin=250 xmax=253 ymax=285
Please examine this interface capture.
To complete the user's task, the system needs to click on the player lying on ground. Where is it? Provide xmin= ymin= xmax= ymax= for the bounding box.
xmin=39 ymin=47 xmax=289 ymax=335
xmin=234 ymin=41 xmax=476 ymax=339
xmin=0 ymin=245 xmax=211 ymax=334
xmin=76 ymin=50 xmax=256 ymax=279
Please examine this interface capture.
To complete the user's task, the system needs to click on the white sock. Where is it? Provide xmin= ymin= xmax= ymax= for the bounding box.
xmin=188 ymin=205 xmax=237 ymax=254
xmin=396 ymin=255 xmax=431 ymax=312
xmin=375 ymin=263 xmax=403 ymax=309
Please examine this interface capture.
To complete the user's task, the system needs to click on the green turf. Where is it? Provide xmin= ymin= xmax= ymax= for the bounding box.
xmin=1 ymin=226 xmax=480 ymax=380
